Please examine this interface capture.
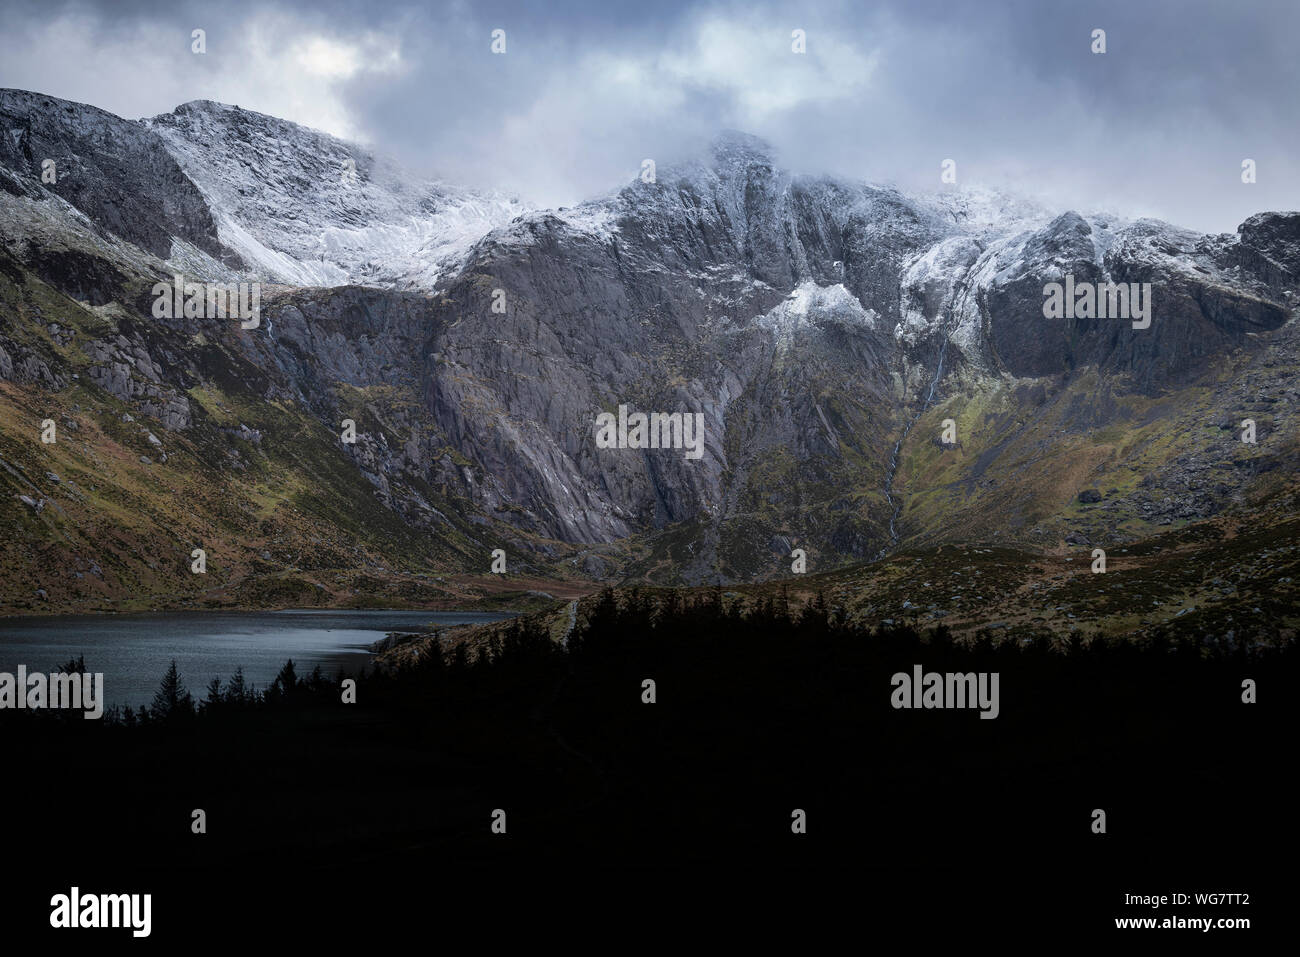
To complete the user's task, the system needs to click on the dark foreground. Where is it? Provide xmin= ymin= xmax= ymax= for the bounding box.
xmin=2 ymin=590 xmax=1293 ymax=941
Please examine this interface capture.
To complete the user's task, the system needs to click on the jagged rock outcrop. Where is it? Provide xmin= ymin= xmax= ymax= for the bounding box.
xmin=0 ymin=89 xmax=228 ymax=262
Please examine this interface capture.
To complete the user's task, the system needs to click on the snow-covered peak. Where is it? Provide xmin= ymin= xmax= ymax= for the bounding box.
xmin=710 ymin=130 xmax=777 ymax=169
xmin=143 ymin=100 xmax=529 ymax=290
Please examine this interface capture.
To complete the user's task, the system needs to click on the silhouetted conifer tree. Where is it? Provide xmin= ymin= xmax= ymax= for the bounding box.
xmin=150 ymin=660 xmax=193 ymax=721
xmin=268 ymin=659 xmax=299 ymax=702
xmin=203 ymin=677 xmax=223 ymax=712
xmin=224 ymin=666 xmax=249 ymax=706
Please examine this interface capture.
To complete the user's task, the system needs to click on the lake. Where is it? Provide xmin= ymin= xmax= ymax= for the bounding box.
xmin=0 ymin=608 xmax=509 ymax=711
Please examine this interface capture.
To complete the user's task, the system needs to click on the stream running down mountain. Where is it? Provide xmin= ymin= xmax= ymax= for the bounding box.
xmin=876 ymin=327 xmax=951 ymax=559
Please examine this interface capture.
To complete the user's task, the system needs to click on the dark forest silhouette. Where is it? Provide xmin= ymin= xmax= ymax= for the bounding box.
xmin=4 ymin=590 xmax=1294 ymax=883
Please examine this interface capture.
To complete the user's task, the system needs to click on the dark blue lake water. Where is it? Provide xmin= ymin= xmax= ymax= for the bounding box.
xmin=0 ymin=609 xmax=508 ymax=711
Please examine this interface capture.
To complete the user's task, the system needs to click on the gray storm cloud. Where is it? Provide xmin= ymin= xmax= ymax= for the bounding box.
xmin=0 ymin=0 xmax=1295 ymax=232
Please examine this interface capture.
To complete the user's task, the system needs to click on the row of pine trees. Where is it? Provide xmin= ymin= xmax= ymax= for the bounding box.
xmin=47 ymin=654 xmax=342 ymax=725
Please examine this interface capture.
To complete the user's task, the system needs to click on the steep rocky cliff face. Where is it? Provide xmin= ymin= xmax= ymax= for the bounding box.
xmin=423 ymin=134 xmax=932 ymax=577
xmin=0 ymin=90 xmax=228 ymax=264
xmin=1 ymin=90 xmax=1297 ymax=610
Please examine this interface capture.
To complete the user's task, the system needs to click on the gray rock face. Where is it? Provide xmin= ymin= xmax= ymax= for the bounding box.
xmin=0 ymin=339 xmax=63 ymax=388
xmin=411 ymin=136 xmax=949 ymax=562
xmin=1237 ymin=211 xmax=1300 ymax=278
xmin=83 ymin=335 xmax=192 ymax=430
xmin=0 ymin=89 xmax=228 ymax=262
xmin=923 ymin=209 xmax=1293 ymax=390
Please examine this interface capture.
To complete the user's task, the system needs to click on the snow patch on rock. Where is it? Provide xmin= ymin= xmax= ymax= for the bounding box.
xmin=756 ymin=280 xmax=876 ymax=350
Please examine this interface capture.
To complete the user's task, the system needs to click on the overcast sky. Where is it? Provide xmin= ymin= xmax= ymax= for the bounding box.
xmin=1 ymin=0 xmax=1295 ymax=232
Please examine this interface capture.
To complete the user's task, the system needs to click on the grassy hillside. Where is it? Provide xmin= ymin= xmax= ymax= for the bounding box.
xmin=0 ymin=254 xmax=597 ymax=614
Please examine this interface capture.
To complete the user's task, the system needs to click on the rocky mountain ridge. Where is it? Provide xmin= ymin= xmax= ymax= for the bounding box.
xmin=1 ymin=89 xmax=1297 ymax=612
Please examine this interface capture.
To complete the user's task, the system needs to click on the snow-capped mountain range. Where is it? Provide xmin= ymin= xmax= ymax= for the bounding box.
xmin=1 ymin=88 xmax=1298 ymax=598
